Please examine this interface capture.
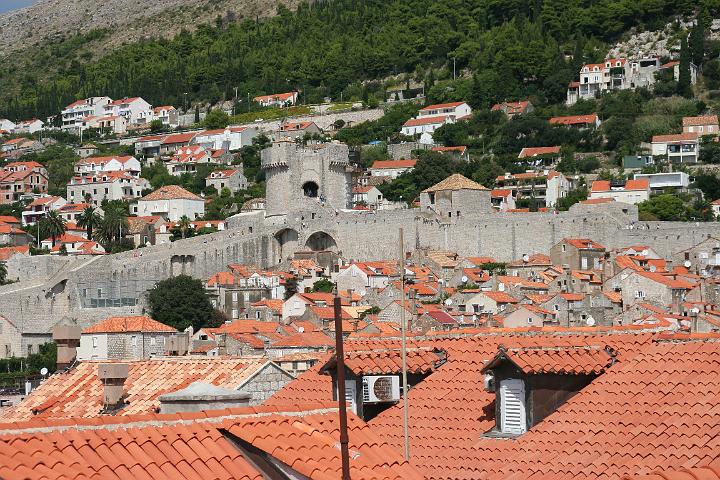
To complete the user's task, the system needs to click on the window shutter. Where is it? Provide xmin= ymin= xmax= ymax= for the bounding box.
xmin=500 ymin=379 xmax=526 ymax=434
xmin=337 ymin=380 xmax=357 ymax=415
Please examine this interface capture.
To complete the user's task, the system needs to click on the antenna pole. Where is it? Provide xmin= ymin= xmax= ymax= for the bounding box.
xmin=399 ymin=228 xmax=410 ymax=461
xmin=333 ymin=295 xmax=351 ymax=480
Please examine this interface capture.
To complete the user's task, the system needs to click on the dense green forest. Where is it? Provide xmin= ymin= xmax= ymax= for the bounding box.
xmin=1 ymin=0 xmax=717 ymax=120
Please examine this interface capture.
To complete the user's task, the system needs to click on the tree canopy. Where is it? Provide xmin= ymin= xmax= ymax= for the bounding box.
xmin=147 ymin=275 xmax=221 ymax=331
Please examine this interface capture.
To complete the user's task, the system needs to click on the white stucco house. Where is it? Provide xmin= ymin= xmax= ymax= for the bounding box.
xmin=589 ymin=179 xmax=650 ymax=205
xmin=136 ymin=185 xmax=205 ymax=221
xmin=74 ymin=155 xmax=142 ymax=176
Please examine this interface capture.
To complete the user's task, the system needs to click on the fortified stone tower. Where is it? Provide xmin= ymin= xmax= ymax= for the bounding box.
xmin=261 ymin=141 xmax=353 ymax=216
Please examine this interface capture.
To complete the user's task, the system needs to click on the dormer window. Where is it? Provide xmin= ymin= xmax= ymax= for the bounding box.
xmin=481 ymin=345 xmax=616 ymax=438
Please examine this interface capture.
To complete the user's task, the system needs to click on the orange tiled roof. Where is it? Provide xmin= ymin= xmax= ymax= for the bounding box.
xmin=652 ymin=132 xmax=699 ymax=143
xmin=141 ymin=184 xmax=202 ymax=201
xmin=484 ymin=345 xmax=615 ymax=375
xmin=459 ymin=336 xmax=720 ymax=479
xmin=549 ymin=114 xmax=599 ymax=126
xmin=270 ymin=331 xmax=334 ymax=348
xmin=371 ymin=159 xmax=417 ymax=169
xmin=482 ymin=291 xmax=519 ymax=303
xmin=0 ymin=404 xmax=422 ymax=480
xmin=403 ymin=115 xmax=448 ymax=127
xmin=682 ymin=115 xmax=718 ymax=127
xmin=0 ymin=357 xmax=269 ymax=422
xmin=82 ymin=315 xmax=176 ymax=334
xmin=565 ymin=238 xmax=605 ymax=250
xmin=421 ymin=101 xmax=465 ymax=111
xmin=0 ymin=245 xmax=29 ymax=261
xmin=324 ymin=347 xmax=447 ymax=375
xmin=518 ymin=146 xmax=561 ymax=157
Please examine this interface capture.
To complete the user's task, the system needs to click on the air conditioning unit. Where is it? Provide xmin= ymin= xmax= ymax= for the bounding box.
xmin=362 ymin=376 xmax=400 ymax=403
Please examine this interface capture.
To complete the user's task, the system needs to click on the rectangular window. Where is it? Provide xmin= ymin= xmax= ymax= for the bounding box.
xmin=232 ymin=308 xmax=238 ymax=318
xmin=232 ymin=292 xmax=238 ymax=302
xmin=92 ymin=336 xmax=98 ymax=348
xmin=150 ymin=337 xmax=156 ymax=346
xmin=500 ymin=379 xmax=526 ymax=434
xmin=131 ymin=336 xmax=137 ymax=347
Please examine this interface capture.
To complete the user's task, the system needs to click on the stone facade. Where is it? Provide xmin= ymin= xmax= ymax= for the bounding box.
xmin=262 ymin=141 xmax=352 ymax=216
xmin=236 ymin=362 xmax=294 ymax=405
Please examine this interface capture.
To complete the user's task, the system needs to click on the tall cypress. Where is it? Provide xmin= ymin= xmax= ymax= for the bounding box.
xmin=678 ymin=36 xmax=692 ymax=98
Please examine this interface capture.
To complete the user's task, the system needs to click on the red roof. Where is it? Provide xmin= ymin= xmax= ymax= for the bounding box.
xmin=482 ymin=291 xmax=519 ymax=303
xmin=161 ymin=132 xmax=197 ymax=145
xmin=253 ymin=91 xmax=296 ymax=102
xmin=549 ymin=114 xmax=599 ymax=126
xmin=591 ymin=179 xmax=649 ymax=192
xmin=432 ymin=146 xmax=467 ymax=154
xmin=371 ymin=159 xmax=417 ymax=169
xmin=270 ymin=331 xmax=334 ymax=348
xmin=420 ymin=101 xmax=465 ymax=111
xmin=491 ymin=100 xmax=531 ymax=115
xmin=490 ymin=188 xmax=512 ymax=198
xmin=565 ymin=238 xmax=605 ymax=250
xmin=683 ymin=115 xmax=718 ymax=127
xmin=324 ymin=347 xmax=446 ymax=375
xmin=0 ymin=245 xmax=29 ymax=261
xmin=518 ymin=146 xmax=561 ymax=158
xmin=82 ymin=315 xmax=176 ymax=334
xmin=484 ymin=345 xmax=614 ymax=375
xmin=0 ymin=404 xmax=421 ymax=480
xmin=637 ymin=271 xmax=695 ymax=289
xmin=652 ymin=132 xmax=699 ymax=143
xmin=403 ymin=115 xmax=448 ymax=127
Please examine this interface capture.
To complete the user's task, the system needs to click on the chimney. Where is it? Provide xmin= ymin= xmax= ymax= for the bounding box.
xmin=98 ymin=363 xmax=129 ymax=407
xmin=52 ymin=325 xmax=81 ymax=370
xmin=165 ymin=332 xmax=190 ymax=356
xmin=158 ymin=382 xmax=251 ymax=414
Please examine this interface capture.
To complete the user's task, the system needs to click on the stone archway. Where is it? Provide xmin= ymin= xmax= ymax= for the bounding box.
xmin=302 ymin=181 xmax=319 ymax=198
xmin=305 ymin=231 xmax=338 ymax=252
xmin=274 ymin=228 xmax=300 ymax=263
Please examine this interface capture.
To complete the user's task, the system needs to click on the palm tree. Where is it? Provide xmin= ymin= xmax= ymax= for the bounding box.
xmin=95 ymin=202 xmax=129 ymax=249
xmin=40 ymin=211 xmax=66 ymax=248
xmin=77 ymin=206 xmax=101 ymax=240
xmin=178 ymin=215 xmax=192 ymax=239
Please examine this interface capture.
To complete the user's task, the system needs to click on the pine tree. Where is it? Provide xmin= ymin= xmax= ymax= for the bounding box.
xmin=678 ymin=36 xmax=692 ymax=98
xmin=194 ymin=105 xmax=200 ymax=123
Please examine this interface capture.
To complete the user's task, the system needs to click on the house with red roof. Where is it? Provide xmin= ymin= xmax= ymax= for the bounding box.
xmin=503 ymin=303 xmax=557 ymax=328
xmin=431 ymin=145 xmax=469 ymax=161
xmin=13 ymin=118 xmax=44 ymax=134
xmin=206 ymin=264 xmax=285 ymax=319
xmin=253 ymin=91 xmax=298 ymax=107
xmin=0 ymin=161 xmax=49 ymax=205
xmin=401 ymin=101 xmax=472 ymax=139
xmin=619 ymin=270 xmax=697 ymax=312
xmin=74 ymin=155 xmax=141 ymax=176
xmin=460 ymin=290 xmax=520 ymax=315
xmin=21 ymin=195 xmax=66 ymax=226
xmin=650 ymin=132 xmax=699 ymax=163
xmin=152 ymin=105 xmax=179 ymax=127
xmin=136 ymin=185 xmax=204 ymax=221
xmin=495 ymin=169 xmax=570 ymax=208
xmin=277 ymin=121 xmax=322 ymax=140
xmin=66 ymin=171 xmax=149 ymax=207
xmin=683 ymin=115 xmax=719 ymax=136
xmin=159 ymin=131 xmax=200 ymax=155
xmin=491 ymin=100 xmax=534 ymax=118
xmin=60 ymin=96 xmax=112 ymax=133
xmin=40 ymin=232 xmax=105 ymax=255
xmin=550 ymin=238 xmax=606 ymax=271
xmin=77 ymin=315 xmax=178 ymax=360
xmin=549 ymin=113 xmax=601 ymax=129
xmin=194 ymin=125 xmax=259 ymax=150
xmin=589 ymin=179 xmax=650 ymax=205
xmin=165 ymin=145 xmax=232 ymax=176
xmin=490 ymin=188 xmax=515 ymax=211
xmin=567 ymin=58 xmax=630 ymax=105
xmin=368 ymin=158 xmax=417 ymax=179
xmin=102 ymin=97 xmax=153 ymax=125
xmin=206 ymin=167 xmax=248 ymax=193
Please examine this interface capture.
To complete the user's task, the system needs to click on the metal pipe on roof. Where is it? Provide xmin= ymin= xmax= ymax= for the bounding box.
xmin=399 ymin=228 xmax=410 ymax=461
xmin=333 ymin=295 xmax=351 ymax=480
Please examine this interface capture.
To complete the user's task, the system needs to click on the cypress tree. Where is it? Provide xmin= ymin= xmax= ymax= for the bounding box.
xmin=690 ymin=13 xmax=705 ymax=67
xmin=678 ymin=36 xmax=692 ymax=98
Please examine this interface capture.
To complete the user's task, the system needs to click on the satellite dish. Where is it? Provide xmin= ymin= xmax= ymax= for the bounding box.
xmin=691 ymin=307 xmax=700 ymax=315
xmin=586 ymin=317 xmax=596 ymax=327
xmin=649 ymin=265 xmax=656 ymax=272
xmin=498 ymin=284 xmax=505 ymax=292
xmin=684 ymin=260 xmax=692 ymax=268
xmin=438 ymin=279 xmax=445 ymax=285
xmin=461 ymin=275 xmax=469 ymax=283
xmin=40 ymin=367 xmax=48 ymax=376
xmin=522 ymin=254 xmax=530 ymax=263
xmin=641 ymin=249 xmax=649 ymax=256
xmin=445 ymin=299 xmax=453 ymax=306
xmin=298 ymin=326 xmax=305 ymax=333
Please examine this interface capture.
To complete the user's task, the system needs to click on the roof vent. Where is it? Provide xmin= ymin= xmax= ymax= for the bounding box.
xmin=52 ymin=325 xmax=81 ymax=370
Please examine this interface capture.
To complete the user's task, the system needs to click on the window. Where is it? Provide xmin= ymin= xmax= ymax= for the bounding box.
xmin=527 ymin=317 xmax=533 ymax=324
xmin=232 ymin=292 xmax=238 ymax=302
xmin=97 ymin=288 xmax=102 ymax=298
xmin=500 ymin=379 xmax=526 ymax=434
xmin=92 ymin=336 xmax=98 ymax=348
xmin=635 ymin=291 xmax=646 ymax=299
xmin=150 ymin=337 xmax=156 ymax=346
xmin=131 ymin=335 xmax=138 ymax=347
xmin=27 ymin=344 xmax=33 ymax=355
xmin=256 ymin=311 xmax=261 ymax=319
xmin=232 ymin=309 xmax=238 ymax=318
xmin=561 ymin=244 xmax=566 ymax=252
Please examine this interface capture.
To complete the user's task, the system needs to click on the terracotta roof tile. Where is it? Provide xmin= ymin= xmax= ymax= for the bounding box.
xmin=483 ymin=344 xmax=615 ymax=375
xmin=0 ymin=357 xmax=269 ymax=422
xmin=82 ymin=315 xmax=176 ymax=334
xmin=141 ymin=185 xmax=202 ymax=201
xmin=422 ymin=174 xmax=488 ymax=192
